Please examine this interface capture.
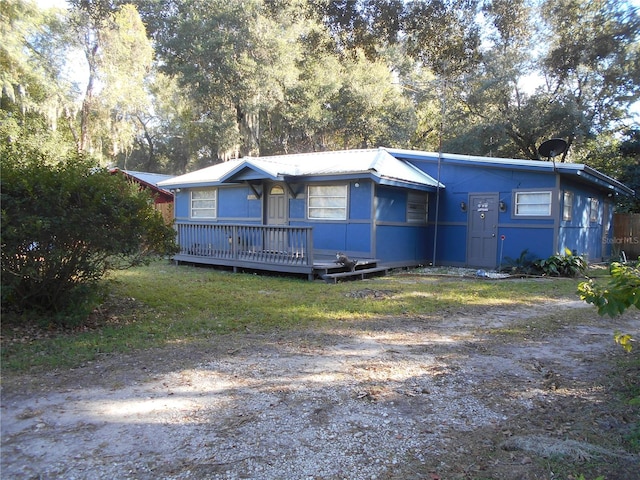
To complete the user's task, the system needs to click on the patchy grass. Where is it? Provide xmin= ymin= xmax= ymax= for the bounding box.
xmin=2 ymin=261 xmax=638 ymax=480
xmin=614 ymin=354 xmax=640 ymax=453
xmin=1 ymin=260 xmax=584 ymax=372
xmin=485 ymin=308 xmax=589 ymax=339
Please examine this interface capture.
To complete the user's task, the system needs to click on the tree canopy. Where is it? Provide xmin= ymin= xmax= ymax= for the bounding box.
xmin=2 ymin=0 xmax=639 ymax=208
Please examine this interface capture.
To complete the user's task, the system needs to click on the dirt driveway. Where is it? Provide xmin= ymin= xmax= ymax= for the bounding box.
xmin=2 ymin=292 xmax=639 ymax=479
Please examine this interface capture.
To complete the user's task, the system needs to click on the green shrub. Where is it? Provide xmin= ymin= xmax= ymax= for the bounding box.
xmin=578 ymin=260 xmax=640 ymax=319
xmin=1 ymin=152 xmax=178 ymax=325
xmin=535 ymin=248 xmax=587 ymax=277
xmin=500 ymin=249 xmax=541 ymax=275
xmin=578 ymin=259 xmax=639 ymax=352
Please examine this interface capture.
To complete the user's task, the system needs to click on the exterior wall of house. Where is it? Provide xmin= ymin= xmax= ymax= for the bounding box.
xmin=290 ymin=180 xmax=377 ymax=259
xmin=557 ymin=179 xmax=615 ymax=262
xmin=219 ymin=186 xmax=262 ymax=220
xmin=405 ymin=158 xmax=620 ymax=267
xmin=173 ymin=185 xmax=262 ymax=255
xmin=374 ymin=185 xmax=432 ymax=266
xmin=410 ymin=160 xmax=561 ymax=267
xmin=174 ymin=190 xmax=189 ymax=219
xmin=173 ymin=180 xmax=433 ymax=266
xmin=175 ymin=181 xmax=379 ymax=261
xmin=170 ymin=156 xmax=622 ymax=270
xmin=174 ymin=186 xmax=262 ymax=223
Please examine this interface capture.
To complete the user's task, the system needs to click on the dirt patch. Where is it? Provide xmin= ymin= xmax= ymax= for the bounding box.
xmin=1 ymin=295 xmax=639 ymax=480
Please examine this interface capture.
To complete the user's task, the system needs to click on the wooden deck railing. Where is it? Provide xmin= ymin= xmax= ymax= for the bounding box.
xmin=174 ymin=222 xmax=314 ymax=268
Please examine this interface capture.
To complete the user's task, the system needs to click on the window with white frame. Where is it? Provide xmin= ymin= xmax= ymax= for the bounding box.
xmin=191 ymin=189 xmax=217 ymax=218
xmin=563 ymin=191 xmax=573 ymax=221
xmin=407 ymin=192 xmax=428 ymax=224
xmin=514 ymin=191 xmax=552 ymax=216
xmin=308 ymin=185 xmax=347 ymax=220
xmin=590 ymin=198 xmax=599 ymax=222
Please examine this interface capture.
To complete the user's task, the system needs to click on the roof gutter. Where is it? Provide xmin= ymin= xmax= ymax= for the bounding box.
xmin=559 ymin=165 xmax=634 ymax=196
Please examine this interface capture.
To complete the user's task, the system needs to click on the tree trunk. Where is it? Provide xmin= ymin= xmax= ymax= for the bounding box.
xmin=79 ymin=44 xmax=99 ymax=153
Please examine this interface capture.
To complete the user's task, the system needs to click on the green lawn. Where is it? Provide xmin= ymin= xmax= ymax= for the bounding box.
xmin=1 ymin=260 xmax=585 ymax=372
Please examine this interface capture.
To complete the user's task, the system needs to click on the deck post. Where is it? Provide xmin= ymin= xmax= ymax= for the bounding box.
xmin=232 ymin=225 xmax=238 ymax=260
xmin=306 ymin=228 xmax=314 ymax=265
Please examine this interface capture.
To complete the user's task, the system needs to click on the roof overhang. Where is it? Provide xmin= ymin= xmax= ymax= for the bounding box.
xmin=277 ymin=172 xmax=440 ymax=192
xmin=158 ymin=149 xmax=444 ymax=192
xmin=559 ymin=165 xmax=635 ymax=197
xmin=111 ymin=168 xmax=174 ymax=199
xmin=386 ymin=148 xmax=634 ymax=197
xmin=220 ymin=163 xmax=281 ymax=183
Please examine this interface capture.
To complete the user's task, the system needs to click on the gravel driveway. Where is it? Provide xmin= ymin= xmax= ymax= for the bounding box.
xmin=2 ymin=295 xmax=639 ymax=479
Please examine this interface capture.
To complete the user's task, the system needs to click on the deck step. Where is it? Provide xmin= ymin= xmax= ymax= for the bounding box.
xmin=314 ymin=259 xmax=379 ymax=275
xmin=322 ymin=266 xmax=389 ymax=283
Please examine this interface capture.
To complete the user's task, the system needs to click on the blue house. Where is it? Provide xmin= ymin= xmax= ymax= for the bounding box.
xmin=158 ymin=148 xmax=634 ymax=279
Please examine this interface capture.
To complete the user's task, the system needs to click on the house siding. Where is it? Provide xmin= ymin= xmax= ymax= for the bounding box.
xmin=557 ymin=179 xmax=614 ymax=262
xmin=374 ymin=185 xmax=433 ymax=265
xmin=298 ymin=181 xmax=375 ymax=258
xmin=175 ymin=186 xmax=262 ymax=223
xmin=409 ymin=160 xmax=560 ymax=267
xmin=219 ymin=186 xmax=261 ymax=219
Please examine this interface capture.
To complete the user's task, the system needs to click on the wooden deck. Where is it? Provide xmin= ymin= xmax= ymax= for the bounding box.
xmin=172 ymin=222 xmax=389 ymax=281
xmin=172 ymin=252 xmax=388 ymax=281
xmin=313 ymin=259 xmax=389 ymax=283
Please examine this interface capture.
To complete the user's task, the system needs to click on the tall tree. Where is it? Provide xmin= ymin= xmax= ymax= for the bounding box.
xmin=539 ymin=0 xmax=640 ymax=151
xmin=309 ymin=0 xmax=403 ymax=58
xmin=433 ymin=0 xmax=640 ymax=160
xmin=142 ymin=0 xmax=301 ymax=162
xmin=402 ymin=0 xmax=482 ymax=77
xmin=577 ymin=129 xmax=640 ymax=213
xmin=68 ymin=0 xmax=153 ymax=161
xmin=1 ymin=0 xmax=80 ymax=162
xmin=260 ymin=31 xmax=343 ymax=154
xmin=1 ymin=0 xmax=76 ymax=129
xmin=120 ymin=72 xmax=199 ymax=174
xmin=331 ymin=50 xmax=415 ymax=149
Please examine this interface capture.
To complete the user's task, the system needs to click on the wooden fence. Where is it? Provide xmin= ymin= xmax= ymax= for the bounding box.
xmin=612 ymin=213 xmax=640 ymax=260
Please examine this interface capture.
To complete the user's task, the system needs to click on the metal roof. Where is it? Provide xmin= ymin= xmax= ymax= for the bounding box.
xmin=386 ymin=148 xmax=635 ymax=196
xmin=157 ymin=147 xmax=634 ymax=197
xmin=158 ymin=148 xmax=443 ymax=191
xmin=111 ymin=169 xmax=175 ymax=195
xmin=123 ymin=170 xmax=174 ymax=186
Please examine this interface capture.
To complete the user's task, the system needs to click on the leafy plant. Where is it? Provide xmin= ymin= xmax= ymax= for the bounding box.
xmin=500 ymin=248 xmax=541 ymax=275
xmin=578 ymin=260 xmax=639 ymax=352
xmin=578 ymin=261 xmax=640 ymax=318
xmin=614 ymin=331 xmax=635 ymax=353
xmin=535 ymin=248 xmax=587 ymax=277
xmin=1 ymin=151 xmax=178 ymax=325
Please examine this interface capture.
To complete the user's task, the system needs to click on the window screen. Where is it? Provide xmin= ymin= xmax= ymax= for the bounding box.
xmin=308 ymin=185 xmax=347 ymax=220
xmin=514 ymin=191 xmax=552 ymax=216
